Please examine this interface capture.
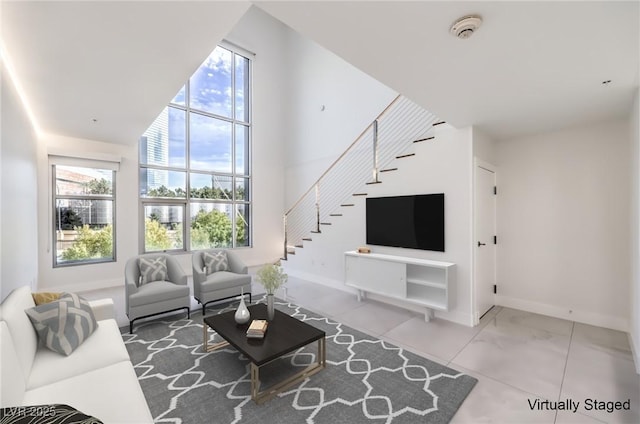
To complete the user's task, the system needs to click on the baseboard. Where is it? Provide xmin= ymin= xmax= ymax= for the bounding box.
xmin=38 ymin=278 xmax=123 ymax=294
xmin=283 ymin=268 xmax=354 ymax=294
xmin=495 ymin=294 xmax=629 ymax=332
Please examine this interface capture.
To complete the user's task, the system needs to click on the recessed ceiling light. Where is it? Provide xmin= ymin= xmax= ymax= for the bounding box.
xmin=92 ymin=118 xmax=98 ymax=123
xmin=602 ymin=80 xmax=612 ymax=85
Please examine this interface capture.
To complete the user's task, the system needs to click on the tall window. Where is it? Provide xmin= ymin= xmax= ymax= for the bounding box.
xmin=53 ymin=165 xmax=116 ymax=266
xmin=139 ymin=44 xmax=251 ymax=252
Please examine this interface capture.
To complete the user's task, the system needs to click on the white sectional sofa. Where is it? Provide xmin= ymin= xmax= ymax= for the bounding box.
xmin=0 ymin=286 xmax=153 ymax=423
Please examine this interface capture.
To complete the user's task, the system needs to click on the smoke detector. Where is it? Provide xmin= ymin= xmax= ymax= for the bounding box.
xmin=450 ymin=15 xmax=482 ymax=39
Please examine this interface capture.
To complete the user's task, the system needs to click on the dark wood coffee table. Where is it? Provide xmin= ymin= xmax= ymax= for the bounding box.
xmin=203 ymin=303 xmax=326 ymax=404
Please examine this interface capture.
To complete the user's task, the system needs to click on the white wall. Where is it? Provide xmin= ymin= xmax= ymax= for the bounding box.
xmin=496 ymin=120 xmax=631 ymax=331
xmin=1 ymin=65 xmax=39 ymax=300
xmin=630 ymin=88 xmax=640 ymax=371
xmin=283 ymin=26 xmax=396 ymax=206
xmin=473 ymin=128 xmax=497 ymax=165
xmin=225 ymin=6 xmax=288 ymax=265
xmin=34 ymin=7 xmax=289 ymax=292
xmin=284 ymin=125 xmax=475 ymax=326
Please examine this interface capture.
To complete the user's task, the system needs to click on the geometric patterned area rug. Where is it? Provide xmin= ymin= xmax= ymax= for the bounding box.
xmin=122 ymin=296 xmax=477 ymax=424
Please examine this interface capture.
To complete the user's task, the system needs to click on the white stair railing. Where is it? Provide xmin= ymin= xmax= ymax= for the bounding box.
xmin=283 ymin=95 xmax=438 ymax=259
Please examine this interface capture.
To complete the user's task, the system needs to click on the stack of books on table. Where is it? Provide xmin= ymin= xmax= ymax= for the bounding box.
xmin=246 ymin=319 xmax=268 ymax=339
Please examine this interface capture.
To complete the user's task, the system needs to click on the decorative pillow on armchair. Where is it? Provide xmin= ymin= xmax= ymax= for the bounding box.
xmin=138 ymin=256 xmax=168 ymax=285
xmin=203 ymin=251 xmax=229 ymax=274
xmin=25 ymin=293 xmax=98 ymax=356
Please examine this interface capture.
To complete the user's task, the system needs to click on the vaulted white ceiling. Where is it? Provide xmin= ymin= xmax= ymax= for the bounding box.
xmin=2 ymin=1 xmax=638 ymax=144
xmin=1 ymin=1 xmax=251 ymax=144
xmin=256 ymin=1 xmax=639 ymax=140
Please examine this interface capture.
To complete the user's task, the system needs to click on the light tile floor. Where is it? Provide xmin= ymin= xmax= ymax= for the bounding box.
xmin=97 ymin=273 xmax=639 ymax=423
xmin=277 ymin=276 xmax=640 ymax=424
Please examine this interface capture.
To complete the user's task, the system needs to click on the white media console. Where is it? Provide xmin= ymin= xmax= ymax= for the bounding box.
xmin=344 ymin=251 xmax=455 ymax=322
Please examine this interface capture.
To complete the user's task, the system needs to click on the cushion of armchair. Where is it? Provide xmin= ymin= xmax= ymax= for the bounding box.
xmin=128 ymin=281 xmax=190 ymax=307
xmin=200 ymin=271 xmax=252 ymax=293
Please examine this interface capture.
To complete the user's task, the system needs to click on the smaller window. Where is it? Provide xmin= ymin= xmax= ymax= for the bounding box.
xmin=143 ymin=204 xmax=185 ymax=252
xmin=53 ymin=165 xmax=116 ymax=266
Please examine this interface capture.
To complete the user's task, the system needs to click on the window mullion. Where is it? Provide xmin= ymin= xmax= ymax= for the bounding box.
xmin=185 ymin=80 xmax=192 ymax=251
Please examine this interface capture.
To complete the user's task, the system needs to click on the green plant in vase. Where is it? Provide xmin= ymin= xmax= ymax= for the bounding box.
xmin=256 ymin=262 xmax=287 ymax=320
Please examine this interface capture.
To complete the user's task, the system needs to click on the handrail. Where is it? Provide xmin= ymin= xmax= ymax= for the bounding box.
xmin=282 ymin=94 xmax=437 ymax=260
xmin=284 ymin=94 xmax=401 ymax=216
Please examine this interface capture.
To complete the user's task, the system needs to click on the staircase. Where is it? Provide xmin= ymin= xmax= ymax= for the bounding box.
xmin=283 ymin=95 xmax=440 ymax=260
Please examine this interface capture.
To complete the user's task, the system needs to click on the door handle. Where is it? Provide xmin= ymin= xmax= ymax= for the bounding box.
xmin=477 ymin=241 xmax=486 ymax=247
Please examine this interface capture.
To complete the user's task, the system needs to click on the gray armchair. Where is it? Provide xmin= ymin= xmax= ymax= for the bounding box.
xmin=192 ymin=249 xmax=251 ymax=314
xmin=125 ymin=253 xmax=190 ymax=333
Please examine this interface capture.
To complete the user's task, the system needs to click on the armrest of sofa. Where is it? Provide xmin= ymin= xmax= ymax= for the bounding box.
xmin=88 ymin=298 xmax=115 ymax=321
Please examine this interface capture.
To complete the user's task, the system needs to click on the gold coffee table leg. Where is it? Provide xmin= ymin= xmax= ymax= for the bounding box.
xmin=203 ymin=323 xmax=230 ymax=352
xmin=250 ymin=337 xmax=326 ymax=404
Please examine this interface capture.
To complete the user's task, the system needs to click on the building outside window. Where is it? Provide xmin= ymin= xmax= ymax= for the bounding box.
xmin=139 ymin=43 xmax=251 ymax=252
xmin=53 ymin=165 xmax=116 ymax=266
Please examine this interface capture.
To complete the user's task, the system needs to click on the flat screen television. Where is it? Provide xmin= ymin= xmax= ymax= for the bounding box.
xmin=366 ymin=193 xmax=444 ymax=252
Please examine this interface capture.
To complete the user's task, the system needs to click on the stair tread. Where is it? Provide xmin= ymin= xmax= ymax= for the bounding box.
xmin=329 ymin=213 xmax=343 ymax=216
xmin=396 ymin=153 xmax=416 ymax=159
xmin=366 ymin=181 xmax=382 ymax=185
xmin=341 ymin=204 xmax=355 ymax=207
xmin=352 ymin=193 xmax=367 ymax=196
xmin=413 ymin=136 xmax=435 ymax=143
xmin=433 ymin=121 xmax=446 ymax=126
xmin=380 ymin=168 xmax=398 ymax=172
xmin=320 ymin=222 xmax=332 ymax=225
xmin=302 ymin=238 xmax=312 ymax=241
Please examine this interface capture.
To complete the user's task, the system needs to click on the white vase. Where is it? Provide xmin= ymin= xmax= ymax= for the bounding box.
xmin=234 ymin=293 xmax=250 ymax=325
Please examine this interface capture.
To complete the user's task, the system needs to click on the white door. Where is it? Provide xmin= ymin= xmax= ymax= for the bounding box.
xmin=475 ymin=161 xmax=496 ymax=321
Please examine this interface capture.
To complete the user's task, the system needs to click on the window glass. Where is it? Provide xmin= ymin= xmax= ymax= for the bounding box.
xmin=235 ymin=124 xmax=248 ymax=175
xmin=190 ymin=173 xmax=233 ymax=200
xmin=235 ymin=54 xmax=249 ymax=122
xmin=140 ymin=107 xmax=186 ymax=168
xmin=54 ymin=166 xmax=115 ymax=266
xmin=139 ymin=168 xmax=186 ymax=198
xmin=55 ymin=166 xmax=113 ymax=196
xmin=189 ymin=47 xmax=232 ymax=117
xmin=235 ymin=177 xmax=249 ymax=201
xmin=190 ymin=203 xmax=233 ymax=250
xmin=235 ymin=204 xmax=250 ymax=247
xmin=139 ymin=43 xmax=251 ymax=253
xmin=143 ymin=205 xmax=184 ymax=252
xmin=171 ymin=85 xmax=186 ymax=106
xmin=189 ymin=113 xmax=232 ymax=173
